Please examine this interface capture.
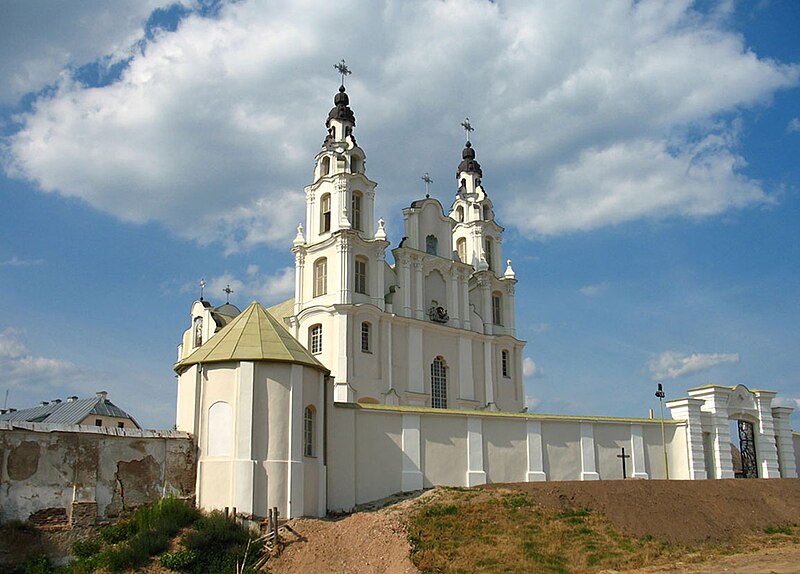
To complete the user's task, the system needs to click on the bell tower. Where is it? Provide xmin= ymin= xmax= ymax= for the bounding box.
xmin=449 ymin=120 xmax=503 ymax=274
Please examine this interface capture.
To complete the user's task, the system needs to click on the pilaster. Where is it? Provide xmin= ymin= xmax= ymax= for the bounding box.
xmin=666 ymin=398 xmax=707 ymax=479
xmin=630 ymin=424 xmax=649 ymax=479
xmin=580 ymin=422 xmax=600 ymax=480
xmin=754 ymin=391 xmax=781 ymax=478
xmin=466 ymin=417 xmax=487 ymax=486
xmin=526 ymin=420 xmax=547 ymax=481
xmin=401 ymin=414 xmax=423 ymax=491
xmin=772 ymin=406 xmax=797 ymax=478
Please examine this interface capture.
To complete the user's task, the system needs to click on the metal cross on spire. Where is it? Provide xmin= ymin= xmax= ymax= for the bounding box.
xmin=334 ymin=59 xmax=352 ymax=86
xmin=461 ymin=117 xmax=474 ymax=142
xmin=421 ymin=173 xmax=433 ymax=197
xmin=199 ymin=278 xmax=206 ymax=301
xmin=223 ymin=284 xmax=234 ymax=303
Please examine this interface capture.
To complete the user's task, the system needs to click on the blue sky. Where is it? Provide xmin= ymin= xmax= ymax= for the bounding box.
xmin=1 ymin=0 xmax=798 ymax=429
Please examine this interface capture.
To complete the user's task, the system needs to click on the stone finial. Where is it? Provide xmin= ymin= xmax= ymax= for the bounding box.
xmin=375 ymin=217 xmax=387 ymax=240
xmin=504 ymin=259 xmax=516 ymax=279
xmin=340 ymin=205 xmax=351 ymax=229
xmin=476 ymin=254 xmax=489 ymax=272
xmin=293 ymin=223 xmax=305 ymax=246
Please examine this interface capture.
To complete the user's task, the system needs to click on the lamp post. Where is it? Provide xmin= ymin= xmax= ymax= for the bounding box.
xmin=655 ymin=383 xmax=669 ymax=479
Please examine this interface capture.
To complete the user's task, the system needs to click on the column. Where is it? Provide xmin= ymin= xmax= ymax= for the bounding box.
xmin=629 ymin=425 xmax=649 ymax=479
xmin=666 ymin=398 xmax=707 ymax=479
xmin=526 ymin=420 xmax=547 ymax=481
xmin=401 ymin=414 xmax=423 ymax=491
xmin=293 ymin=250 xmax=305 ymax=315
xmin=458 ymin=337 xmax=474 ymax=401
xmin=286 ymin=364 xmax=305 ymax=518
xmin=580 ymin=422 xmax=600 ymax=480
xmin=372 ymin=248 xmax=385 ymax=311
xmin=413 ymin=259 xmax=424 ymax=320
xmin=460 ymin=272 xmax=471 ymax=330
xmin=504 ymin=281 xmax=516 ymax=336
xmin=400 ymin=256 xmax=412 ymax=318
xmin=448 ymin=268 xmax=461 ymax=328
xmin=483 ymin=340 xmax=495 ymax=409
xmin=480 ymin=279 xmax=492 ymax=335
xmin=754 ymin=391 xmax=781 ymax=478
xmin=232 ymin=361 xmax=256 ymax=515
xmin=305 ymin=188 xmax=315 ymax=241
xmin=772 ymin=406 xmax=798 ymax=478
xmin=338 ymin=237 xmax=351 ymax=305
xmin=466 ymin=417 xmax=486 ymax=486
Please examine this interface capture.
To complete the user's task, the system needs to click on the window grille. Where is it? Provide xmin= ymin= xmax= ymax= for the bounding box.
xmin=361 ymin=322 xmax=371 ymax=352
xmin=309 ymin=324 xmax=322 ymax=354
xmin=303 ymin=406 xmax=315 ymax=457
xmin=355 ymin=258 xmax=368 ymax=294
xmin=431 ymin=357 xmax=447 ymax=409
xmin=314 ymin=258 xmax=327 ymax=297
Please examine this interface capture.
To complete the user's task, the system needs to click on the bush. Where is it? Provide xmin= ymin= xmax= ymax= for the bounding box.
xmin=23 ymin=554 xmax=55 ymax=574
xmin=99 ymin=520 xmax=135 ymax=544
xmin=160 ymin=549 xmax=198 ymax=571
xmin=71 ymin=538 xmax=101 ymax=558
xmin=181 ymin=512 xmax=260 ymax=573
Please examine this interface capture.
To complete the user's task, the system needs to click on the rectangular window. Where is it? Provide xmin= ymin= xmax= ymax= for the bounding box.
xmin=361 ymin=322 xmax=370 ymax=352
xmin=309 ymin=325 xmax=322 ymax=354
xmin=117 ymin=421 xmax=125 ymax=429
xmin=321 ymin=194 xmax=331 ymax=233
xmin=431 ymin=358 xmax=447 ymax=409
xmin=457 ymin=238 xmax=466 ymax=263
xmin=95 ymin=419 xmax=102 ymax=426
xmin=492 ymin=294 xmax=503 ymax=326
xmin=355 ymin=258 xmax=367 ymax=294
xmin=502 ymin=350 xmax=510 ymax=378
xmin=303 ymin=407 xmax=314 ymax=457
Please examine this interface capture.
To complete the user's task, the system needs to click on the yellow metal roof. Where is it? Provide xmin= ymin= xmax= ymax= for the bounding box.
xmin=175 ymin=301 xmax=329 ymax=374
xmin=266 ymin=297 xmax=295 ymax=332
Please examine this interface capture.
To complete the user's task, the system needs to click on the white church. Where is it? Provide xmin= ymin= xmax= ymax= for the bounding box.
xmin=173 ymin=79 xmax=799 ymax=520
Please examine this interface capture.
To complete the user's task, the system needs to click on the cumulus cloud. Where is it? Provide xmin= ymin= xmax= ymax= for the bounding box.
xmin=4 ymin=0 xmax=798 ymax=251
xmin=0 ymin=328 xmax=98 ymax=399
xmin=788 ymin=118 xmax=800 ymax=133
xmin=578 ymin=282 xmax=609 ymax=296
xmin=773 ymin=397 xmax=800 ymax=409
xmin=648 ymin=350 xmax=739 ymax=381
xmin=0 ymin=0 xmax=180 ymax=104
xmin=523 ymin=357 xmax=544 ymax=378
xmin=188 ymin=265 xmax=295 ymax=307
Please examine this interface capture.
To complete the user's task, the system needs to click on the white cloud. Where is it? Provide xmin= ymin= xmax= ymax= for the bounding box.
xmin=0 ymin=256 xmax=45 ymax=267
xmin=773 ymin=397 xmax=800 ymax=409
xmin=648 ymin=350 xmax=739 ymax=381
xmin=0 ymin=0 xmax=181 ymax=104
xmin=191 ymin=266 xmax=295 ymax=307
xmin=578 ymin=282 xmax=609 ymax=297
xmin=788 ymin=118 xmax=800 ymax=133
xmin=529 ymin=323 xmax=549 ymax=334
xmin=523 ymin=357 xmax=544 ymax=378
xmin=0 ymin=328 xmax=98 ymax=398
xmin=4 ymin=0 xmax=798 ymax=251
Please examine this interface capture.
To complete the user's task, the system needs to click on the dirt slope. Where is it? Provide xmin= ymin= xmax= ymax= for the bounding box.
xmin=485 ymin=478 xmax=800 ymax=544
xmin=267 ymin=479 xmax=800 ymax=574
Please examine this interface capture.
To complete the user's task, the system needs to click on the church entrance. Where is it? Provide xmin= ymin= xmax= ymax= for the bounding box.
xmin=735 ymin=419 xmax=758 ymax=479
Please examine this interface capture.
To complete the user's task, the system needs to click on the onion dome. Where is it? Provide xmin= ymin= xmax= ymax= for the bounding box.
xmin=326 ymin=85 xmax=356 ymax=127
xmin=456 ymin=141 xmax=482 ymax=177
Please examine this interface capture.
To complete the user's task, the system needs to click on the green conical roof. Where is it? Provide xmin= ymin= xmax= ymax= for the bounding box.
xmin=175 ymin=301 xmax=329 ymax=374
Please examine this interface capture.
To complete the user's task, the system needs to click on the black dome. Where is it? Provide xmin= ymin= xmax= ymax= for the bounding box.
xmin=456 ymin=141 xmax=482 ymax=177
xmin=327 ymin=85 xmax=356 ymax=127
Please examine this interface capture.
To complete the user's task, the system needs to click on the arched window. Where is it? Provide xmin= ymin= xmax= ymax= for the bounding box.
xmin=313 ymin=258 xmax=327 ymax=297
xmin=484 ymin=237 xmax=493 ymax=271
xmin=426 ymin=234 xmax=438 ymax=256
xmin=455 ymin=206 xmax=464 ymax=223
xmin=321 ymin=156 xmax=331 ymax=176
xmin=502 ymin=350 xmax=510 ymax=378
xmin=431 ymin=357 xmax=447 ymax=409
xmin=492 ymin=291 xmax=503 ymax=326
xmin=456 ymin=238 xmax=466 ymax=263
xmin=320 ymin=193 xmax=331 ymax=233
xmin=483 ymin=204 xmax=491 ymax=220
xmin=303 ymin=406 xmax=315 ymax=457
xmin=361 ymin=321 xmax=371 ymax=352
xmin=351 ymin=156 xmax=361 ymax=173
xmin=309 ymin=324 xmax=322 ymax=354
xmin=355 ymin=257 xmax=368 ymax=294
xmin=351 ymin=192 xmax=362 ymax=231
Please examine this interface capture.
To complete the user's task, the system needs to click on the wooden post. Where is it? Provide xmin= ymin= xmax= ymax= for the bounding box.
xmin=224 ymin=507 xmax=229 ymax=519
xmin=273 ymin=507 xmax=279 ymax=547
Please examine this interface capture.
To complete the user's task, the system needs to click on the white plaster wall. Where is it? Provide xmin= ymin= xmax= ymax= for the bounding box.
xmin=421 ymin=415 xmax=468 ymax=488
xmin=541 ymin=421 xmax=582 ymax=481
xmin=483 ymin=417 xmax=526 ymax=483
xmin=354 ymin=412 xmax=402 ymax=504
xmin=594 ymin=424 xmax=632 ymax=479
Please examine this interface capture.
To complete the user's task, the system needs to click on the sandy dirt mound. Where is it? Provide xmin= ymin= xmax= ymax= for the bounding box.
xmin=484 ymin=478 xmax=800 ymax=544
xmin=615 ymin=545 xmax=800 ymax=574
xmin=266 ymin=508 xmax=420 ymax=574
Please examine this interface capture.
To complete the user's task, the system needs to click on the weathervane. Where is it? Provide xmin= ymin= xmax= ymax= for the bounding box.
xmin=461 ymin=117 xmax=474 ymax=142
xmin=421 ymin=173 xmax=433 ymax=197
xmin=223 ymin=284 xmax=234 ymax=303
xmin=334 ymin=59 xmax=352 ymax=86
xmin=199 ymin=278 xmax=206 ymax=301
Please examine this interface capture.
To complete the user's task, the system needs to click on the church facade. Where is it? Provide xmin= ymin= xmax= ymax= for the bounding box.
xmin=174 ymin=83 xmax=799 ymax=521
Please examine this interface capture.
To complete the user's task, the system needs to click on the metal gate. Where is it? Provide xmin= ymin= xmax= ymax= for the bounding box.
xmin=737 ymin=420 xmax=758 ymax=479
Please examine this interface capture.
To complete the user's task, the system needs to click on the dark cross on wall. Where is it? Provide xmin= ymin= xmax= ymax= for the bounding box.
xmin=617 ymin=447 xmax=631 ymax=479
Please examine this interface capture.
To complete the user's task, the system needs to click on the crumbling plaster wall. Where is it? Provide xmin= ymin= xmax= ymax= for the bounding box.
xmin=0 ymin=422 xmax=195 ymax=525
